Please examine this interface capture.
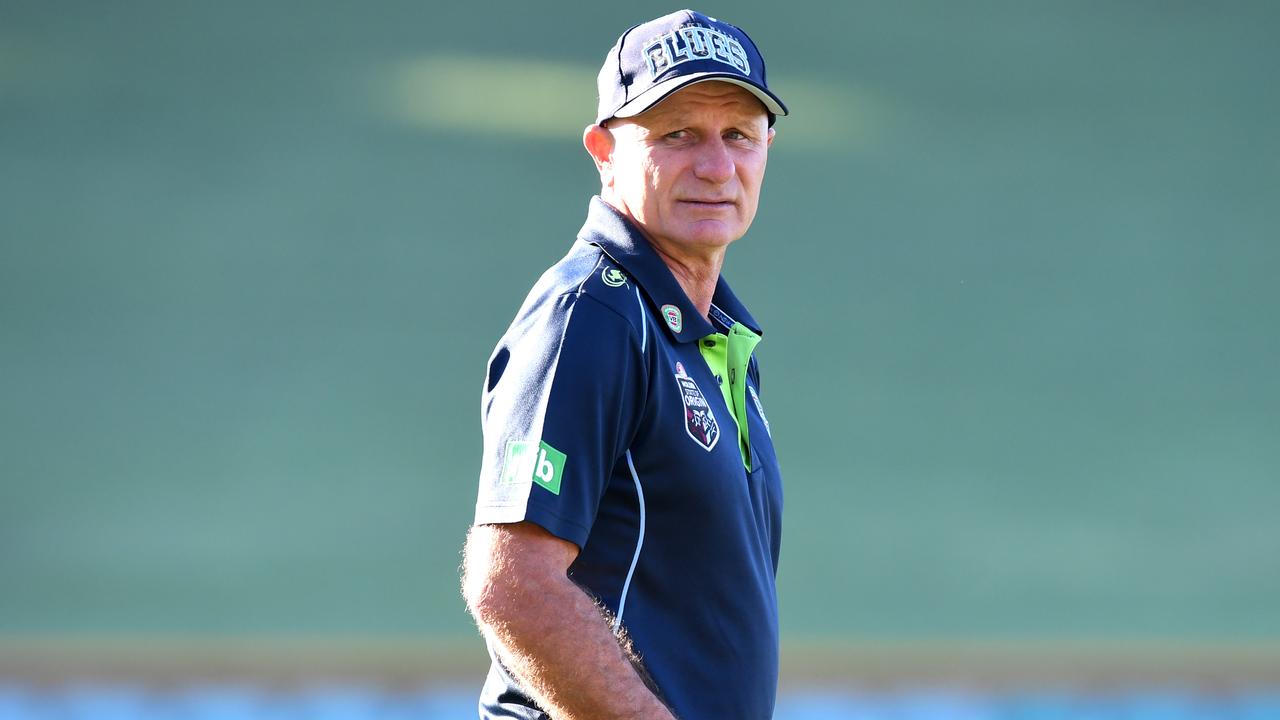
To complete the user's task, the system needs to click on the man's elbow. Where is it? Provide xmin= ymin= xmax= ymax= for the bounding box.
xmin=462 ymin=521 xmax=579 ymax=627
xmin=461 ymin=529 xmax=497 ymax=621
xmin=462 ymin=572 xmax=507 ymax=626
xmin=461 ymin=525 xmax=527 ymax=627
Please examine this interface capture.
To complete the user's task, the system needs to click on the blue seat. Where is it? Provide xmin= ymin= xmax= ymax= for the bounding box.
xmin=991 ymin=691 xmax=1084 ymax=720
xmin=56 ymin=684 xmax=157 ymax=720
xmin=773 ymin=691 xmax=893 ymax=720
xmin=1119 ymin=690 xmax=1215 ymax=720
xmin=1234 ymin=692 xmax=1280 ymax=720
xmin=377 ymin=687 xmax=483 ymax=720
xmin=0 ymin=682 xmax=1275 ymax=719
xmin=160 ymin=685 xmax=267 ymax=720
xmin=267 ymin=686 xmax=385 ymax=720
xmin=0 ymin=686 xmax=41 ymax=720
xmin=889 ymin=690 xmax=996 ymax=720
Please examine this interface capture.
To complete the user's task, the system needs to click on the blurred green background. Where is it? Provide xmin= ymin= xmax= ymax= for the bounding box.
xmin=2 ymin=0 xmax=1278 ymax=680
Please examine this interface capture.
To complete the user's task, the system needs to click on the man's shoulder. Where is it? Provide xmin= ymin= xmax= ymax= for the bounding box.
xmin=511 ymin=241 xmax=647 ymax=344
xmin=544 ymin=240 xmax=643 ymax=314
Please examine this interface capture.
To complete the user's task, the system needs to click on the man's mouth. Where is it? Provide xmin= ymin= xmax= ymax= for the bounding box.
xmin=679 ymin=199 xmax=735 ymax=208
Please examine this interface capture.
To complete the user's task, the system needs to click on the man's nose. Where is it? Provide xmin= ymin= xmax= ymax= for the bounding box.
xmin=693 ymin=137 xmax=734 ymax=184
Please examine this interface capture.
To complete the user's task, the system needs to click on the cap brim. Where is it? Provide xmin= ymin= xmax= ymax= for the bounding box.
xmin=603 ymin=72 xmax=788 ymax=124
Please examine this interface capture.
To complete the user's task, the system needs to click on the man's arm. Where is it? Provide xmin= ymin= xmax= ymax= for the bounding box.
xmin=462 ymin=521 xmax=675 ymax=720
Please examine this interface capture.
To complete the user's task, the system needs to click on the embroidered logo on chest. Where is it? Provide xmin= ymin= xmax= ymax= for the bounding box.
xmin=601 ymin=267 xmax=628 ymax=288
xmin=674 ymin=361 xmax=719 ymax=451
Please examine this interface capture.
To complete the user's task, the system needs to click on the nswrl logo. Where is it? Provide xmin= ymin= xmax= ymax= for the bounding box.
xmin=501 ymin=440 xmax=567 ymax=495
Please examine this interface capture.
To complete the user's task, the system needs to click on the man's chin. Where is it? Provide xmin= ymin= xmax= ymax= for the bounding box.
xmin=671 ymin=223 xmax=744 ymax=249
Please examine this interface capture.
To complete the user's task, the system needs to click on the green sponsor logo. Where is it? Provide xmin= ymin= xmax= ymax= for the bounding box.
xmin=500 ymin=440 xmax=567 ymax=495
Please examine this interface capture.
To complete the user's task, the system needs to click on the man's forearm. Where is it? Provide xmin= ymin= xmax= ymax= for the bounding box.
xmin=463 ymin=523 xmax=673 ymax=719
xmin=476 ymin=569 xmax=674 ymax=720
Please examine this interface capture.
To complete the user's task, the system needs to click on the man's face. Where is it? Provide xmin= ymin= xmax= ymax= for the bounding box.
xmin=594 ymin=82 xmax=775 ymax=257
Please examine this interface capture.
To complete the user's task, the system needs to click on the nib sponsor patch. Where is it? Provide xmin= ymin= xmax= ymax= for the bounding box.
xmin=501 ymin=440 xmax=567 ymax=495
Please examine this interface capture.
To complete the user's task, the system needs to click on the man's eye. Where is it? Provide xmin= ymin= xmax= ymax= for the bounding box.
xmin=725 ymin=130 xmax=747 ymax=141
xmin=665 ymin=130 xmax=690 ymax=140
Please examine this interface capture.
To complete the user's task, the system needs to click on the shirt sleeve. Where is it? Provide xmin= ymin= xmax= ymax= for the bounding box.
xmin=474 ymin=291 xmax=647 ymax=548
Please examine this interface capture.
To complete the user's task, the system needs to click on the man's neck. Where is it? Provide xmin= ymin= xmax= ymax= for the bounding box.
xmin=648 ymin=241 xmax=723 ymax=320
xmin=601 ymin=198 xmax=725 ymax=319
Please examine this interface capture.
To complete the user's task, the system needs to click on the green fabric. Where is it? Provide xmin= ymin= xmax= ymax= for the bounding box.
xmin=697 ymin=322 xmax=761 ymax=468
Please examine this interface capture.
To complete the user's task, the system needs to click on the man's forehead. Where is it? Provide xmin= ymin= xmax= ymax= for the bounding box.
xmin=634 ymin=81 xmax=770 ymax=123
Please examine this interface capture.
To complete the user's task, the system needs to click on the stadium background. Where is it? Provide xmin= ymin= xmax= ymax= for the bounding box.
xmin=2 ymin=1 xmax=1278 ymax=717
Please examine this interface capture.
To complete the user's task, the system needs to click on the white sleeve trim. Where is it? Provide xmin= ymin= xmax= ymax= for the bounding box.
xmin=472 ymin=503 xmax=530 ymax=526
xmin=633 ymin=285 xmax=647 ymax=353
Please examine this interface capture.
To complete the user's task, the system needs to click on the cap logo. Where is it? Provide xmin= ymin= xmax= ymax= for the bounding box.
xmin=643 ymin=25 xmax=750 ymax=79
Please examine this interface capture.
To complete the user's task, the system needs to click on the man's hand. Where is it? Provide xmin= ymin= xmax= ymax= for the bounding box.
xmin=462 ymin=521 xmax=676 ymax=720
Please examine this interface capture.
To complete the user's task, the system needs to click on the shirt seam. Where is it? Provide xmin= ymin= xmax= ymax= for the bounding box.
xmin=557 ymin=286 xmax=648 ymax=350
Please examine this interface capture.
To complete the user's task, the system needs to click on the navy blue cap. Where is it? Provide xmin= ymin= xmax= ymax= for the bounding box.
xmin=595 ymin=9 xmax=788 ymax=126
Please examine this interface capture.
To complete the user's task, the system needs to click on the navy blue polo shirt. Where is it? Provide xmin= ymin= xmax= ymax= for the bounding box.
xmin=474 ymin=197 xmax=784 ymax=720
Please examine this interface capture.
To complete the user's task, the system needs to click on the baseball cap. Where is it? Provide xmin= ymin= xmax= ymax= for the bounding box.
xmin=595 ymin=9 xmax=788 ymax=126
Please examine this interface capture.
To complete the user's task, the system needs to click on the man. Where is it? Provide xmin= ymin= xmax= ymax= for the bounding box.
xmin=462 ymin=10 xmax=788 ymax=719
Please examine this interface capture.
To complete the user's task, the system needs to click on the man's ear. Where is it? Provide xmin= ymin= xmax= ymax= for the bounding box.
xmin=583 ymin=123 xmax=616 ymax=185
xmin=766 ymin=126 xmax=776 ymax=148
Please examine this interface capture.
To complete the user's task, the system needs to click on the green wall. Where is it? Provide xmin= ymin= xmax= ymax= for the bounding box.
xmin=2 ymin=1 xmax=1278 ymax=640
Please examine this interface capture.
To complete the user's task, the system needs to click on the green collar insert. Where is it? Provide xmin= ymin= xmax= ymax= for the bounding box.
xmin=697 ymin=322 xmax=761 ymax=469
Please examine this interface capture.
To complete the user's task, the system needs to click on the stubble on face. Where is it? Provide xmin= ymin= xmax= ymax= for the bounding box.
xmin=603 ymin=82 xmax=774 ymax=267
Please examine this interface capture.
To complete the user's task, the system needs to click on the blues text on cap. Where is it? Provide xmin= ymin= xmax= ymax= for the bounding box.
xmin=643 ymin=25 xmax=750 ymax=78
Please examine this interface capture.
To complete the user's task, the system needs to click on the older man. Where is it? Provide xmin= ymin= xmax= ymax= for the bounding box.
xmin=462 ymin=10 xmax=788 ymax=719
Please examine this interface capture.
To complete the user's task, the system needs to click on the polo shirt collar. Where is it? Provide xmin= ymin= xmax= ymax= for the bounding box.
xmin=577 ymin=196 xmax=763 ymax=343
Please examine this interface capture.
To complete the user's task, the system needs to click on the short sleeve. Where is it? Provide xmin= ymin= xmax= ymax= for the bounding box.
xmin=474 ymin=292 xmax=647 ymax=548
